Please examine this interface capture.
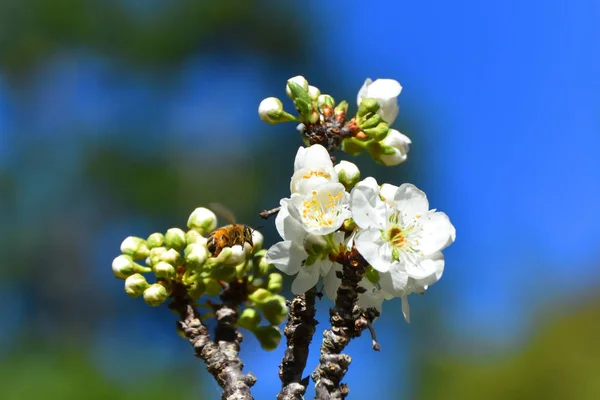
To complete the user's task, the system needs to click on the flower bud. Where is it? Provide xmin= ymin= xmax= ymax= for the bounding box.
xmin=185 ymin=229 xmax=207 ymax=246
xmin=249 ymin=288 xmax=271 ymax=305
xmin=356 ymin=78 xmax=402 ymax=124
xmin=184 ymin=243 xmax=208 ymax=268
xmin=317 ymin=94 xmax=335 ymax=110
xmin=285 ymin=75 xmax=309 ymax=98
xmin=148 ymin=246 xmax=167 ymax=267
xmin=154 ymin=261 xmax=176 ymax=279
xmin=378 ymin=129 xmax=411 ymax=166
xmin=251 ymin=230 xmax=264 ymax=252
xmin=267 ymin=273 xmax=283 ymax=294
xmin=357 ymin=98 xmax=379 ymax=118
xmin=359 ymin=113 xmax=382 ymax=129
xmin=239 ymin=308 xmax=262 ymax=330
xmin=334 ymin=100 xmax=348 ymax=120
xmin=255 ymin=254 xmax=272 ymax=278
xmin=307 ymin=85 xmax=321 ymax=101
xmin=262 ymin=295 xmax=288 ymax=325
xmin=159 ymin=248 xmax=181 ymax=267
xmin=143 ymin=283 xmax=170 ymax=306
xmin=258 ymin=97 xmax=295 ymax=124
xmin=124 ymin=273 xmax=150 ymax=298
xmin=120 ymin=236 xmax=150 ymax=260
xmin=334 ymin=161 xmax=360 ymax=190
xmin=253 ymin=326 xmax=282 ymax=351
xmin=227 ymin=244 xmax=249 ymax=265
xmin=112 ymin=255 xmax=151 ymax=279
xmin=363 ymin=121 xmax=390 ymax=141
xmin=164 ymin=228 xmax=186 ymax=251
xmin=187 ymin=207 xmax=217 ymax=234
xmin=146 ymin=233 xmax=164 ymax=249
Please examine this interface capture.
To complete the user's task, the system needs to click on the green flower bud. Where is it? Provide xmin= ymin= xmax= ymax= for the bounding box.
xmin=185 ymin=229 xmax=208 ymax=246
xmin=239 ymin=308 xmax=261 ymax=330
xmin=202 ymin=278 xmax=222 ymax=296
xmin=165 ymin=228 xmax=186 ymax=251
xmin=359 ymin=113 xmax=382 ymax=129
xmin=308 ymin=109 xmax=319 ymax=124
xmin=334 ymin=100 xmax=348 ymax=119
xmin=187 ymin=207 xmax=217 ymax=234
xmin=154 ymin=261 xmax=176 ymax=279
xmin=362 ymin=121 xmax=390 ymax=141
xmin=307 ymin=85 xmax=321 ymax=101
xmin=248 ymin=288 xmax=271 ymax=305
xmin=255 ymin=255 xmax=272 ymax=278
xmin=148 ymin=246 xmax=168 ymax=267
xmin=357 ymin=98 xmax=380 ymax=117
xmin=317 ymin=94 xmax=335 ymax=110
xmin=112 ymin=255 xmax=151 ymax=279
xmin=120 ymin=236 xmax=150 ymax=260
xmin=262 ymin=295 xmax=288 ymax=325
xmin=184 ymin=243 xmax=208 ymax=268
xmin=253 ymin=326 xmax=282 ymax=351
xmin=258 ymin=97 xmax=296 ymax=124
xmin=124 ymin=273 xmax=150 ymax=298
xmin=146 ymin=233 xmax=164 ymax=249
xmin=334 ymin=160 xmax=361 ymax=191
xmin=159 ymin=248 xmax=181 ymax=266
xmin=143 ymin=283 xmax=170 ymax=306
xmin=210 ymin=263 xmax=236 ymax=281
xmin=285 ymin=75 xmax=309 ymax=99
xmin=267 ymin=273 xmax=283 ymax=294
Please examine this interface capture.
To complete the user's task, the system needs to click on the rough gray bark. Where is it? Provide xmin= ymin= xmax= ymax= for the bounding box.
xmin=277 ymin=287 xmax=318 ymax=400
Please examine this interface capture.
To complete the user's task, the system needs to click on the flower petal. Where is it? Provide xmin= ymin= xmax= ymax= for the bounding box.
xmin=351 ymin=184 xmax=386 ymax=229
xmin=393 ymin=183 xmax=429 ymax=220
xmin=293 ymin=144 xmax=332 ymax=172
xmin=355 ymin=229 xmax=392 ymax=272
xmin=411 ymin=252 xmax=445 ymax=289
xmin=379 ymin=263 xmax=409 ymax=296
xmin=401 ymin=295 xmax=411 ymax=323
xmin=379 ymin=183 xmax=398 ymax=207
xmin=418 ymin=211 xmax=456 ymax=254
xmin=356 ymin=78 xmax=373 ymax=105
xmin=291 ymin=263 xmax=321 ymax=294
xmin=323 ymin=263 xmax=342 ymax=300
xmin=275 ymin=198 xmax=306 ymax=242
xmin=266 ymin=240 xmax=306 ymax=276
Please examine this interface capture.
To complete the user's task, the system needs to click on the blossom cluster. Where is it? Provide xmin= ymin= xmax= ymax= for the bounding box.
xmin=266 ymin=144 xmax=455 ymax=321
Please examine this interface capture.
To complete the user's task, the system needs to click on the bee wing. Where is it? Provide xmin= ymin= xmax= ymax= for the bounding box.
xmin=208 ymin=202 xmax=237 ymax=225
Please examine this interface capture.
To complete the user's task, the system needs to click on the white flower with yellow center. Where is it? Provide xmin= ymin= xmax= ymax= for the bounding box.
xmin=291 ymin=182 xmax=350 ymax=236
xmin=290 ymin=144 xmax=338 ymax=195
xmin=352 ymin=181 xmax=455 ymax=299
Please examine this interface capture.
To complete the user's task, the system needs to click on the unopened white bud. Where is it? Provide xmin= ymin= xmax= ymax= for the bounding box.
xmin=227 ymin=244 xmax=250 ymax=265
xmin=187 ymin=207 xmax=217 ymax=234
xmin=317 ymin=94 xmax=335 ymax=109
xmin=154 ymin=261 xmax=176 ymax=279
xmin=185 ymin=230 xmax=208 ymax=246
xmin=159 ymin=248 xmax=181 ymax=266
xmin=120 ymin=236 xmax=150 ymax=260
xmin=251 ymin=230 xmax=264 ymax=252
xmin=164 ymin=228 xmax=186 ymax=250
xmin=184 ymin=243 xmax=209 ymax=267
xmin=379 ymin=129 xmax=411 ymax=166
xmin=308 ymin=85 xmax=321 ymax=101
xmin=146 ymin=233 xmax=164 ymax=249
xmin=124 ymin=273 xmax=149 ymax=298
xmin=258 ymin=97 xmax=285 ymax=124
xmin=334 ymin=161 xmax=361 ymax=190
xmin=112 ymin=255 xmax=151 ymax=279
xmin=286 ymin=75 xmax=309 ymax=98
xmin=143 ymin=284 xmax=170 ymax=307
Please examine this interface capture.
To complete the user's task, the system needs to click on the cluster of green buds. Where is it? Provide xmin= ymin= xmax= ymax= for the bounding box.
xmin=258 ymin=75 xmax=411 ymax=166
xmin=111 ymin=206 xmax=286 ymax=350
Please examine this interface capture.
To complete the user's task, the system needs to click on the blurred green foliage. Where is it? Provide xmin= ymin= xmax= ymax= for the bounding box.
xmin=418 ymin=298 xmax=600 ymax=399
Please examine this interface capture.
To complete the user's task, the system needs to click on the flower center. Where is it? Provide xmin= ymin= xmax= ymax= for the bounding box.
xmin=387 ymin=227 xmax=406 ymax=248
xmin=302 ymin=170 xmax=331 ymax=180
xmin=301 ymin=190 xmax=343 ymax=228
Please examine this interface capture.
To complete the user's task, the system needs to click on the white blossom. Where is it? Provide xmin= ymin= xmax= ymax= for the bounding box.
xmin=352 ymin=181 xmax=455 ymax=304
xmin=290 ymin=144 xmax=338 ymax=195
xmin=379 ymin=129 xmax=411 ymax=166
xmin=357 ymin=78 xmax=402 ymax=125
xmin=290 ymin=182 xmax=350 ymax=235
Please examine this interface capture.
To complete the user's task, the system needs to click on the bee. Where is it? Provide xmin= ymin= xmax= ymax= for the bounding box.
xmin=206 ymin=203 xmax=254 ymax=257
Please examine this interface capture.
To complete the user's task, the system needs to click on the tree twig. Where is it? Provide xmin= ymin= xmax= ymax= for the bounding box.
xmin=311 ymin=248 xmax=377 ymax=400
xmin=277 ymin=287 xmax=319 ymax=400
xmin=259 ymin=206 xmax=281 ymax=219
xmin=171 ymin=283 xmax=256 ymax=400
